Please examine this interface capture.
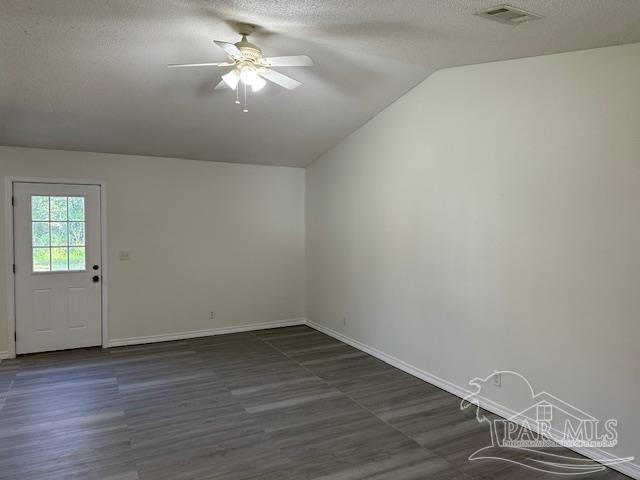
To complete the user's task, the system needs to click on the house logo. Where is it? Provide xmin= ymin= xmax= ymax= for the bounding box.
xmin=461 ymin=371 xmax=633 ymax=475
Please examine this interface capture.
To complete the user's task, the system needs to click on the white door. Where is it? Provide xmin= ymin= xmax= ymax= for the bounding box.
xmin=14 ymin=182 xmax=102 ymax=354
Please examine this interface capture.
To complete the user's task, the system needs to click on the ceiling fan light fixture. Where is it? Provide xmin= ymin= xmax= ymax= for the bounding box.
xmin=251 ymin=75 xmax=266 ymax=92
xmin=239 ymin=65 xmax=258 ymax=86
xmin=221 ymin=69 xmax=240 ymax=90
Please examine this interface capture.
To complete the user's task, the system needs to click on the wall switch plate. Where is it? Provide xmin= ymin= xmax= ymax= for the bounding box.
xmin=119 ymin=251 xmax=131 ymax=261
xmin=342 ymin=316 xmax=347 ymax=326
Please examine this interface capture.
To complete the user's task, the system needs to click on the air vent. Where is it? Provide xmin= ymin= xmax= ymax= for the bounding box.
xmin=476 ymin=4 xmax=542 ymax=25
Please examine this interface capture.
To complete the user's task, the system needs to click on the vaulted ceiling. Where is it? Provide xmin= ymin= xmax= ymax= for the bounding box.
xmin=2 ymin=0 xmax=640 ymax=167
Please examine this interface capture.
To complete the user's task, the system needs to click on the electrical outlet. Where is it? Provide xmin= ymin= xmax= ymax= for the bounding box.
xmin=493 ymin=371 xmax=502 ymax=387
xmin=209 ymin=311 xmax=216 ymax=320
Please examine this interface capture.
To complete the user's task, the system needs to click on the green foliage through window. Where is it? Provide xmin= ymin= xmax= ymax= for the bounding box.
xmin=31 ymin=196 xmax=86 ymax=272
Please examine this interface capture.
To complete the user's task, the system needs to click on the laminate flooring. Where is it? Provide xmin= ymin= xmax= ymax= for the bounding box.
xmin=0 ymin=326 xmax=629 ymax=479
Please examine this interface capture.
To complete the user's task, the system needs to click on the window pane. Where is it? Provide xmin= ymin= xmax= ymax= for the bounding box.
xmin=50 ymin=196 xmax=68 ymax=221
xmin=68 ymin=197 xmax=85 ymax=221
xmin=50 ymin=222 xmax=68 ymax=246
xmin=33 ymin=248 xmax=51 ymax=272
xmin=51 ymin=247 xmax=69 ymax=271
xmin=32 ymin=196 xmax=49 ymax=221
xmin=32 ymin=222 xmax=50 ymax=246
xmin=69 ymin=247 xmax=86 ymax=270
xmin=68 ymin=222 xmax=85 ymax=246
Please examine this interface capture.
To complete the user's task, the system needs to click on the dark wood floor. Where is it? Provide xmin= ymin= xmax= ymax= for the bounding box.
xmin=0 ymin=326 xmax=628 ymax=479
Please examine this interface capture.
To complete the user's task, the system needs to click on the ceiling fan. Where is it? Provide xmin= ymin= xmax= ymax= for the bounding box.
xmin=168 ymin=25 xmax=313 ymax=112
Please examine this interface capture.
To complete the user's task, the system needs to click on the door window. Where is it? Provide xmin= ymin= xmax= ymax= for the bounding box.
xmin=31 ymin=195 xmax=86 ymax=272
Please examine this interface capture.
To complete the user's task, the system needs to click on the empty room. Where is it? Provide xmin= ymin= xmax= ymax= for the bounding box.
xmin=1 ymin=1 xmax=639 ymax=479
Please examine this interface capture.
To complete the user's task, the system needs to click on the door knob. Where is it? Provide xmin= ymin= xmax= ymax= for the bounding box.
xmin=92 ymin=275 xmax=100 ymax=282
xmin=92 ymin=265 xmax=99 ymax=270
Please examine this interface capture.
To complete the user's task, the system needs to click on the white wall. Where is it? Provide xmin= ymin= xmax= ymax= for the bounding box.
xmin=0 ymin=147 xmax=305 ymax=352
xmin=307 ymin=43 xmax=640 ymax=464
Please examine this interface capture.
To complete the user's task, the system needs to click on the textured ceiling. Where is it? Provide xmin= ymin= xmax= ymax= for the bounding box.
xmin=2 ymin=1 xmax=640 ymax=167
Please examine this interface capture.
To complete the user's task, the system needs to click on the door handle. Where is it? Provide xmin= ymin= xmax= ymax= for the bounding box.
xmin=92 ymin=275 xmax=100 ymax=282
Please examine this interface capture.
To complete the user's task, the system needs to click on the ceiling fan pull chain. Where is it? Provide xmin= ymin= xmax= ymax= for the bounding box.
xmin=243 ymin=83 xmax=249 ymax=113
xmin=235 ymin=85 xmax=240 ymax=105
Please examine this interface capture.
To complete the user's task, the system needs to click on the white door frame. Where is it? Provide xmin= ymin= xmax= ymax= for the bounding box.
xmin=4 ymin=176 xmax=108 ymax=359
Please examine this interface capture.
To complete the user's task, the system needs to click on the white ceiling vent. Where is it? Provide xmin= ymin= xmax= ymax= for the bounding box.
xmin=476 ymin=5 xmax=542 ymax=25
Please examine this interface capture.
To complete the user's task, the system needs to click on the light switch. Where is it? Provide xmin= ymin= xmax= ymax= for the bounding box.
xmin=119 ymin=251 xmax=131 ymax=261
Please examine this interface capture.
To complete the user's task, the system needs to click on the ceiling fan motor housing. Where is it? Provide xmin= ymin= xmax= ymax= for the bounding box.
xmin=235 ymin=35 xmax=262 ymax=61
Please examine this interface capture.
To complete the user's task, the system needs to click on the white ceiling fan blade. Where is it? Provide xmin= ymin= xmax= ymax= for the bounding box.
xmin=168 ymin=62 xmax=232 ymax=68
xmin=260 ymin=69 xmax=301 ymax=90
xmin=214 ymin=40 xmax=244 ymax=60
xmin=261 ymin=55 xmax=314 ymax=67
xmin=214 ymin=80 xmax=228 ymax=90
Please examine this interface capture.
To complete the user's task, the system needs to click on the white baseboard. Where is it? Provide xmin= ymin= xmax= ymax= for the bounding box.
xmin=108 ymin=318 xmax=306 ymax=348
xmin=305 ymin=318 xmax=471 ymax=399
xmin=304 ymin=319 xmax=639 ymax=480
xmin=0 ymin=351 xmax=9 ymax=363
